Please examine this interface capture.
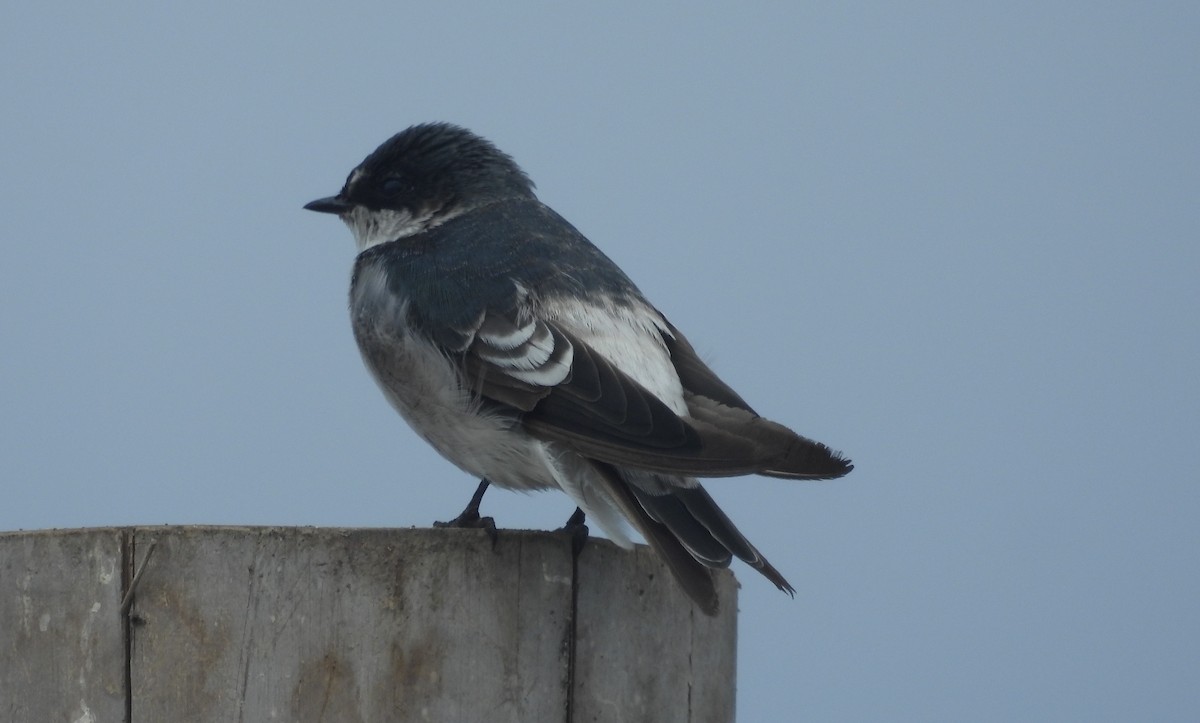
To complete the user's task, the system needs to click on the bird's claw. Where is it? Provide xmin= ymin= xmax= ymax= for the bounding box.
xmin=559 ymin=507 xmax=590 ymax=558
xmin=434 ymin=478 xmax=499 ymax=548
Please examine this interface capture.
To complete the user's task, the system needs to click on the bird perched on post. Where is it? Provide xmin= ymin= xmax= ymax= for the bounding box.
xmin=304 ymin=123 xmax=851 ymax=615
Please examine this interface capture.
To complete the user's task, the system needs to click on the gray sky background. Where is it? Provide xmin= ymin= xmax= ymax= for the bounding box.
xmin=3 ymin=3 xmax=1197 ymax=720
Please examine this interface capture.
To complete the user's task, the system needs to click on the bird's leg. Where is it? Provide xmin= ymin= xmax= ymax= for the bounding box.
xmin=434 ymin=478 xmax=498 ymax=547
xmin=559 ymin=507 xmax=590 ymax=558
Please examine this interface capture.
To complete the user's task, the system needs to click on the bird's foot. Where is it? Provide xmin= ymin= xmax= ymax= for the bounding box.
xmin=434 ymin=478 xmax=498 ymax=548
xmin=559 ymin=507 xmax=590 ymax=558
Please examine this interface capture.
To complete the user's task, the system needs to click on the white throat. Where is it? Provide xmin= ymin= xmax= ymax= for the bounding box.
xmin=342 ymin=206 xmax=436 ymax=252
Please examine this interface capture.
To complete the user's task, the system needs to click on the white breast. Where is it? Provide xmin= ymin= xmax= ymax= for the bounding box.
xmin=350 ymin=262 xmax=560 ymax=492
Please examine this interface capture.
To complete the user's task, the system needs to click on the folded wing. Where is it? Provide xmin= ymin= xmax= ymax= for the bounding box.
xmin=457 ymin=303 xmax=853 ymax=480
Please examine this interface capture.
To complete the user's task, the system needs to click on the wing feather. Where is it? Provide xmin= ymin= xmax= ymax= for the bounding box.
xmin=450 ymin=303 xmax=852 ymax=480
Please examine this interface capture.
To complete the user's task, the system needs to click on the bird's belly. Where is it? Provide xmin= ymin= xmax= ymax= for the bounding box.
xmin=356 ymin=330 xmax=557 ymax=492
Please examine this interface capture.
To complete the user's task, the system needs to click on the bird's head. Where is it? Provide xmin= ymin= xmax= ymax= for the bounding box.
xmin=304 ymin=122 xmax=535 ymax=252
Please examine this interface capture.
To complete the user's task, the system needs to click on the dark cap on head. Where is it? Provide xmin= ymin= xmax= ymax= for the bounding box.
xmin=306 ymin=123 xmax=536 ymax=217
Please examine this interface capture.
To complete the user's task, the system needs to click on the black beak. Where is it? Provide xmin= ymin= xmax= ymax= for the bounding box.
xmin=304 ymin=196 xmax=353 ymax=215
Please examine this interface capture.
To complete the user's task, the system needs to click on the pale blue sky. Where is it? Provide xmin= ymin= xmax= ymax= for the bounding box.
xmin=2 ymin=3 xmax=1197 ymax=720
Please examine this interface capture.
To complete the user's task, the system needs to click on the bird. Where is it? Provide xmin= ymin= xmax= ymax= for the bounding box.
xmin=304 ymin=123 xmax=852 ymax=615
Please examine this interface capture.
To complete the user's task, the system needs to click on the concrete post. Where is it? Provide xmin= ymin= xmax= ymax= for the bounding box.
xmin=1 ymin=526 xmax=737 ymax=722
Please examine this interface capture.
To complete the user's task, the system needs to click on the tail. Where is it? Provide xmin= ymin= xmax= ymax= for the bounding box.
xmin=590 ymin=463 xmax=799 ymax=615
xmin=632 ymin=482 xmax=795 ymax=595
xmin=590 ymin=463 xmax=721 ymax=615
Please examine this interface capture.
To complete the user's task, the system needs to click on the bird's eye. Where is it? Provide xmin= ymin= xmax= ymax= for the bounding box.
xmin=381 ymin=177 xmax=407 ymax=195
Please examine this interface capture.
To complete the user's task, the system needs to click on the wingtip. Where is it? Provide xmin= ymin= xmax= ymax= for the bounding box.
xmin=827 ymin=452 xmax=854 ymax=478
xmin=764 ymin=441 xmax=855 ymax=480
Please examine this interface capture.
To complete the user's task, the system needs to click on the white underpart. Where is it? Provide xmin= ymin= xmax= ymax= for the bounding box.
xmin=536 ymin=443 xmax=634 ymax=548
xmin=353 ymin=264 xmax=564 ymax=492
